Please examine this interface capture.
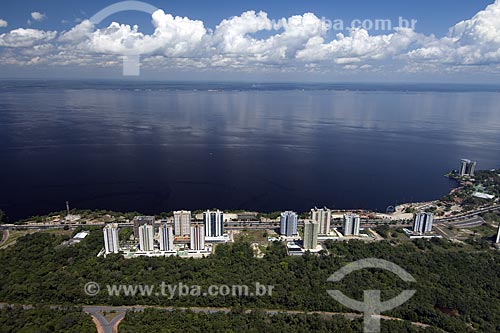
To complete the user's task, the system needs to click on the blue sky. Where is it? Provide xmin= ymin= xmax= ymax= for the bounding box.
xmin=0 ymin=0 xmax=499 ymax=82
xmin=1 ymin=0 xmax=493 ymax=35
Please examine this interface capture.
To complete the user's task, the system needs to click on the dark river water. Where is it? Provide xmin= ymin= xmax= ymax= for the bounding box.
xmin=1 ymin=81 xmax=499 ymax=221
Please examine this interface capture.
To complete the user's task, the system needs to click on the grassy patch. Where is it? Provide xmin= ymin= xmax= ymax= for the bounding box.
xmin=101 ymin=310 xmax=119 ymax=322
xmin=234 ymin=229 xmax=273 ymax=244
xmin=0 ymin=230 xmax=36 ymax=249
xmin=41 ymin=229 xmax=73 ymax=237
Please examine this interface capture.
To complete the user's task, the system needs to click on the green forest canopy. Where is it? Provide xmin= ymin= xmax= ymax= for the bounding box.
xmin=0 ymin=229 xmax=499 ymax=332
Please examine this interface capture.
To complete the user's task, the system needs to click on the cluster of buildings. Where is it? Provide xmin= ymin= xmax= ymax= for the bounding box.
xmin=102 ymin=200 xmax=500 ymax=258
xmin=280 ymin=208 xmax=363 ymax=253
xmin=458 ymin=159 xmax=497 ymax=202
xmin=282 ymin=207 xmax=439 ymax=252
xmin=102 ymin=209 xmax=226 ymax=257
xmin=103 ymin=207 xmax=369 ymax=257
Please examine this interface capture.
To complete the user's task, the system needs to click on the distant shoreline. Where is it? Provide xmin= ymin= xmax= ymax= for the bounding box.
xmin=1 ymin=170 xmax=475 ymax=224
xmin=2 ymin=79 xmax=500 ymax=93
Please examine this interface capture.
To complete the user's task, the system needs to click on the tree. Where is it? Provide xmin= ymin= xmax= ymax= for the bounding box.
xmin=0 ymin=209 xmax=5 ymax=224
xmin=1 ymin=228 xmax=500 ymax=332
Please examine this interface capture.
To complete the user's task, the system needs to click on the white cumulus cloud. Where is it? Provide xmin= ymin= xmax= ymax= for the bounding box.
xmin=0 ymin=28 xmax=57 ymax=47
xmin=407 ymin=0 xmax=500 ymax=66
xmin=0 ymin=2 xmax=500 ymax=74
xmin=296 ymin=28 xmax=424 ymax=64
xmin=31 ymin=12 xmax=47 ymax=22
xmin=0 ymin=19 xmax=8 ymax=28
xmin=60 ymin=10 xmax=207 ymax=57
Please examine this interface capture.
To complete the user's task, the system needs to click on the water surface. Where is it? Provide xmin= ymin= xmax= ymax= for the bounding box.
xmin=1 ymin=81 xmax=499 ymax=221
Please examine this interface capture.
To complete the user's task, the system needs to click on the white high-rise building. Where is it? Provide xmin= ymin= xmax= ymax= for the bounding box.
xmin=138 ymin=224 xmax=155 ymax=252
xmin=470 ymin=161 xmax=477 ymax=177
xmin=343 ymin=214 xmax=361 ymax=236
xmin=203 ymin=209 xmax=224 ymax=237
xmin=495 ymin=224 xmax=500 ymax=244
xmin=159 ymin=224 xmax=174 ymax=252
xmin=413 ymin=212 xmax=434 ymax=234
xmin=311 ymin=207 xmax=332 ymax=234
xmin=460 ymin=159 xmax=469 ymax=176
xmin=303 ymin=220 xmax=319 ymax=250
xmin=103 ymin=223 xmax=119 ymax=254
xmin=280 ymin=211 xmax=298 ymax=236
xmin=190 ymin=224 xmax=205 ymax=251
xmin=132 ymin=216 xmax=155 ymax=239
xmin=173 ymin=210 xmax=191 ymax=236
xmin=459 ymin=159 xmax=477 ymax=177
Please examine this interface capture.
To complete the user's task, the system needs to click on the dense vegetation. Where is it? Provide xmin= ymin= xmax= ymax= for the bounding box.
xmin=444 ymin=170 xmax=500 ymax=211
xmin=0 ymin=229 xmax=499 ymax=332
xmin=474 ymin=170 xmax=500 ymax=197
xmin=14 ymin=209 xmax=142 ymax=224
xmin=0 ymin=306 xmax=96 ymax=333
xmin=119 ymin=309 xmax=439 ymax=333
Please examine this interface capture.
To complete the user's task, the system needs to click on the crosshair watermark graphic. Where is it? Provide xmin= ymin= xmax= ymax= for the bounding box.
xmin=89 ymin=1 xmax=158 ymax=76
xmin=327 ymin=258 xmax=416 ymax=333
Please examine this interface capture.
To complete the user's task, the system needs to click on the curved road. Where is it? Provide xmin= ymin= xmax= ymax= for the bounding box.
xmin=82 ymin=305 xmax=444 ymax=333
xmin=0 ymin=302 xmax=446 ymax=332
xmin=84 ymin=307 xmax=125 ymax=333
xmin=0 ymin=230 xmax=9 ymax=247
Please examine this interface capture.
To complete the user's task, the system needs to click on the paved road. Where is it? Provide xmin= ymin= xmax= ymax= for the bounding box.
xmin=434 ymin=224 xmax=455 ymax=239
xmin=436 ymin=205 xmax=500 ymax=223
xmin=446 ymin=216 xmax=485 ymax=228
xmin=82 ymin=305 xmax=439 ymax=332
xmin=84 ymin=307 xmax=125 ymax=333
xmin=2 ymin=303 xmax=442 ymax=332
xmin=0 ymin=230 xmax=9 ymax=246
xmin=367 ymin=228 xmax=384 ymax=241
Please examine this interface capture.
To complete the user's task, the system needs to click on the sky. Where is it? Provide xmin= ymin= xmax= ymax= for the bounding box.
xmin=0 ymin=0 xmax=499 ymax=82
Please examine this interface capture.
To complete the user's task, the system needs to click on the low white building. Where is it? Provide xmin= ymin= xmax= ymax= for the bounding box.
xmin=472 ymin=192 xmax=495 ymax=200
xmin=73 ymin=231 xmax=89 ymax=240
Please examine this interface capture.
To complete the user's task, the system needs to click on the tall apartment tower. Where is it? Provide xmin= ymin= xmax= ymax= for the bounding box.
xmin=280 ymin=211 xmax=298 ymax=237
xmin=495 ymin=224 xmax=500 ymax=244
xmin=103 ymin=223 xmax=119 ymax=254
xmin=460 ymin=159 xmax=469 ymax=176
xmin=412 ymin=212 xmax=434 ymax=234
xmin=138 ymin=224 xmax=155 ymax=252
xmin=311 ymin=207 xmax=332 ymax=234
xmin=303 ymin=220 xmax=319 ymax=250
xmin=203 ymin=209 xmax=224 ymax=237
xmin=469 ymin=161 xmax=477 ymax=177
xmin=190 ymin=224 xmax=205 ymax=251
xmin=174 ymin=210 xmax=191 ymax=236
xmin=343 ymin=214 xmax=361 ymax=236
xmin=460 ymin=159 xmax=477 ymax=177
xmin=132 ymin=216 xmax=155 ymax=239
xmin=159 ymin=223 xmax=174 ymax=252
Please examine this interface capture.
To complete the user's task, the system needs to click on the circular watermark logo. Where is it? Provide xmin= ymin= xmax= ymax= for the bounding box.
xmin=84 ymin=281 xmax=101 ymax=296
